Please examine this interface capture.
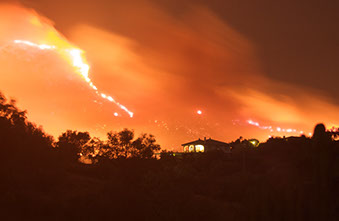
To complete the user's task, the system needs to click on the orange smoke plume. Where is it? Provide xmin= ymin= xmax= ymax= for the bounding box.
xmin=1 ymin=3 xmax=133 ymax=117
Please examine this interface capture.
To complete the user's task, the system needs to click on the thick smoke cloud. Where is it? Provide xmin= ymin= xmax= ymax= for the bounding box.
xmin=0 ymin=1 xmax=338 ymax=149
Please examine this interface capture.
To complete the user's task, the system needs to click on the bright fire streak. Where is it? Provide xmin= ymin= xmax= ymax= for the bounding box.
xmin=247 ymin=119 xmax=308 ymax=135
xmin=13 ymin=40 xmax=134 ymax=118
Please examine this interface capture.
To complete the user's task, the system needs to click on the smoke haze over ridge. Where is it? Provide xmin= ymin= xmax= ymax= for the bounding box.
xmin=0 ymin=1 xmax=338 ymax=149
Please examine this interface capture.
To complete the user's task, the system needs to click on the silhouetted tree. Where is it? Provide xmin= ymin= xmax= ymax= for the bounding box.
xmin=110 ymin=128 xmax=134 ymax=158
xmin=100 ymin=128 xmax=161 ymax=160
xmin=80 ymin=137 xmax=104 ymax=163
xmin=311 ymin=123 xmax=335 ymax=219
xmin=56 ymin=130 xmax=91 ymax=162
xmin=0 ymin=92 xmax=53 ymax=164
xmin=132 ymin=134 xmax=161 ymax=159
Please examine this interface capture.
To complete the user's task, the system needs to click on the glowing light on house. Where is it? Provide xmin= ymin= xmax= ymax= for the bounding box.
xmin=195 ymin=144 xmax=205 ymax=152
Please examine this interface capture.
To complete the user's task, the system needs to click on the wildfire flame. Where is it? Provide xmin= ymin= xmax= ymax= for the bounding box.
xmin=13 ymin=40 xmax=134 ymax=118
xmin=246 ymin=119 xmax=312 ymax=136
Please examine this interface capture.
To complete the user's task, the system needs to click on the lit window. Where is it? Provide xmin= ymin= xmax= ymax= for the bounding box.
xmin=195 ymin=144 xmax=204 ymax=152
xmin=189 ymin=145 xmax=195 ymax=152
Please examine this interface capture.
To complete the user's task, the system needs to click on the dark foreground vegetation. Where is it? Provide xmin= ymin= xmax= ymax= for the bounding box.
xmin=1 ymin=92 xmax=338 ymax=221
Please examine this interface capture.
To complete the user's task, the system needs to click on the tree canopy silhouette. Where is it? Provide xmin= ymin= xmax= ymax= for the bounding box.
xmin=0 ymin=92 xmax=53 ymax=164
xmin=56 ymin=130 xmax=91 ymax=163
xmin=55 ymin=128 xmax=161 ymax=163
xmin=99 ymin=129 xmax=161 ymax=160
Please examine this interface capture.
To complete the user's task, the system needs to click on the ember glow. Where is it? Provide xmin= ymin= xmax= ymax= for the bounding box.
xmin=246 ymin=119 xmax=308 ymax=136
xmin=13 ymin=39 xmax=134 ymax=118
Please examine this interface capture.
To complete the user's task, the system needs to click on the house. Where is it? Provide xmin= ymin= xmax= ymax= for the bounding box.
xmin=182 ymin=137 xmax=230 ymax=153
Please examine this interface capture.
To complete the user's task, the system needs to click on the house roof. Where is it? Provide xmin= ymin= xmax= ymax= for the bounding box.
xmin=181 ymin=138 xmax=229 ymax=146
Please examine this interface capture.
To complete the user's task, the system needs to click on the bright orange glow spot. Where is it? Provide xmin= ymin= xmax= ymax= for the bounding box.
xmin=197 ymin=110 xmax=202 ymax=115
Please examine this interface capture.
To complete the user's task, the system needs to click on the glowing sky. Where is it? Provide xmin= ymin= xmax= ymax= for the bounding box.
xmin=0 ymin=1 xmax=338 ymax=150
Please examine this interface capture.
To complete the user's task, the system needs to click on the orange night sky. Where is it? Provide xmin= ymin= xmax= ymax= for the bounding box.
xmin=0 ymin=1 xmax=338 ymax=150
